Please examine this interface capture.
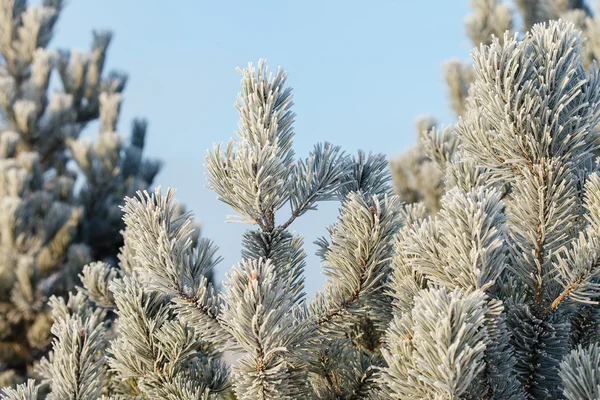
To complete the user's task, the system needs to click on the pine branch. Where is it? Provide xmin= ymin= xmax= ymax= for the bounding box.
xmin=313 ymin=193 xmax=401 ymax=330
xmin=121 ymin=188 xmax=230 ymax=348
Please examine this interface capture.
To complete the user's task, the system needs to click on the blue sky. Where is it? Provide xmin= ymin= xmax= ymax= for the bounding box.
xmin=52 ymin=0 xmax=472 ymax=295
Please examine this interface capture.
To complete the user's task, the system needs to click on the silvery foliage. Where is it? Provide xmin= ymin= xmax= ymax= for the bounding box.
xmin=11 ymin=19 xmax=600 ymax=400
xmin=206 ymin=60 xmax=400 ymax=398
xmin=0 ymin=0 xmax=158 ymax=386
xmin=381 ymin=20 xmax=600 ymax=399
xmin=25 ymin=190 xmax=226 ymax=400
xmin=0 ymin=379 xmax=37 ymax=400
xmin=15 ymin=59 xmax=404 ymax=399
xmin=451 ymin=0 xmax=597 ymax=119
xmin=391 ymin=0 xmax=600 ymax=215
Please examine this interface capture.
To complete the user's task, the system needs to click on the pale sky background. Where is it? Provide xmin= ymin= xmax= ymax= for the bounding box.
xmin=51 ymin=0 xmax=473 ymax=296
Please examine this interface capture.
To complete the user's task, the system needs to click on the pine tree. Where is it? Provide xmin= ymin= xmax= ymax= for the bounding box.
xmin=6 ymin=18 xmax=600 ymax=400
xmin=0 ymin=0 xmax=159 ymax=385
xmin=9 ymin=58 xmax=401 ymax=399
xmin=382 ymin=19 xmax=600 ymax=399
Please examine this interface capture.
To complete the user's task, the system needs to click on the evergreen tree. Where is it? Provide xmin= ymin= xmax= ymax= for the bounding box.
xmin=0 ymin=0 xmax=158 ymax=385
xmin=11 ymin=20 xmax=600 ymax=399
xmin=383 ymin=18 xmax=600 ymax=399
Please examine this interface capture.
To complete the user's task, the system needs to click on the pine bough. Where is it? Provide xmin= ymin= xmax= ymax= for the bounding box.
xmin=6 ymin=20 xmax=600 ymax=400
